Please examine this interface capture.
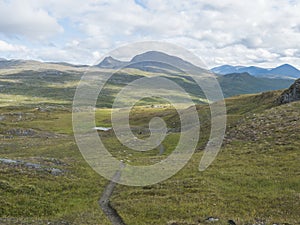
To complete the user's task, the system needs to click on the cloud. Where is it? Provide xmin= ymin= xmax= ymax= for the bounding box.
xmin=0 ymin=0 xmax=63 ymax=39
xmin=0 ymin=40 xmax=27 ymax=52
xmin=0 ymin=0 xmax=299 ymax=67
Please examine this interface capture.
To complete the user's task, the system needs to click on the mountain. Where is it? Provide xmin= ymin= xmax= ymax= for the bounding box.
xmin=48 ymin=62 xmax=88 ymax=68
xmin=211 ymin=65 xmax=249 ymax=75
xmin=96 ymin=51 xmax=294 ymax=100
xmin=268 ymin=64 xmax=300 ymax=79
xmin=241 ymin=66 xmax=270 ymax=75
xmin=96 ymin=56 xmax=128 ymax=69
xmin=128 ymin=51 xmax=203 ymax=73
xmin=0 ymin=59 xmax=29 ymax=68
xmin=0 ymin=58 xmax=87 ymax=69
xmin=98 ymin=52 xmax=300 ymax=80
xmin=211 ymin=64 xmax=300 ymax=79
xmin=130 ymin=51 xmax=197 ymax=69
xmin=217 ymin=72 xmax=294 ymax=97
xmin=0 ymin=52 xmax=295 ymax=104
xmin=97 ymin=51 xmax=206 ymax=74
xmin=211 ymin=65 xmax=269 ymax=75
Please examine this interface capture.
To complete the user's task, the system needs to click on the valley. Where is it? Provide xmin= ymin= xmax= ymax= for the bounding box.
xmin=0 ymin=54 xmax=299 ymax=224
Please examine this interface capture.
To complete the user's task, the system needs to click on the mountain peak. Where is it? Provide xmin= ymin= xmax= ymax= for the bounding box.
xmin=269 ymin=64 xmax=300 ymax=78
xmin=97 ymin=56 xmax=127 ymax=69
xmin=273 ymin=64 xmax=297 ymax=70
xmin=278 ymin=63 xmax=293 ymax=67
xmin=130 ymin=51 xmax=182 ymax=63
xmin=129 ymin=50 xmax=205 ymax=73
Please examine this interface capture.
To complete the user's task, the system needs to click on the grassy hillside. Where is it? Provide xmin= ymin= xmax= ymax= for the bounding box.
xmin=0 ymin=65 xmax=293 ymax=109
xmin=0 ymin=66 xmax=207 ymax=108
xmin=0 ymin=87 xmax=299 ymax=224
xmin=217 ymin=73 xmax=294 ymax=97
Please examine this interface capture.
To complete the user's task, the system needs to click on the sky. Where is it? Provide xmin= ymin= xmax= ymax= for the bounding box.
xmin=0 ymin=0 xmax=300 ymax=68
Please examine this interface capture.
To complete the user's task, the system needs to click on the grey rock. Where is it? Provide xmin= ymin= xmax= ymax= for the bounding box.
xmin=205 ymin=216 xmax=219 ymax=222
xmin=50 ymin=168 xmax=63 ymax=176
xmin=0 ymin=158 xmax=19 ymax=164
xmin=277 ymin=78 xmax=300 ymax=104
xmin=25 ymin=162 xmax=42 ymax=169
xmin=6 ymin=128 xmax=36 ymax=136
xmin=0 ymin=158 xmax=64 ymax=176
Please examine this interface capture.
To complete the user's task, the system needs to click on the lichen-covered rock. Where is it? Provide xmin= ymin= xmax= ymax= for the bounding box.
xmin=277 ymin=78 xmax=300 ymax=104
xmin=49 ymin=168 xmax=63 ymax=176
xmin=5 ymin=128 xmax=36 ymax=136
xmin=0 ymin=158 xmax=64 ymax=176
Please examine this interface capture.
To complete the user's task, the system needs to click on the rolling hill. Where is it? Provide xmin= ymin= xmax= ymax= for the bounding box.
xmin=0 ymin=53 xmax=300 ymax=224
xmin=0 ymin=52 xmax=296 ymax=109
xmin=217 ymin=72 xmax=294 ymax=97
xmin=0 ymin=80 xmax=299 ymax=224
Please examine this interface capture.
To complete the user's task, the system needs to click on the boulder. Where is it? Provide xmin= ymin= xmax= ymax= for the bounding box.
xmin=277 ymin=79 xmax=300 ymax=104
xmin=50 ymin=168 xmax=63 ymax=176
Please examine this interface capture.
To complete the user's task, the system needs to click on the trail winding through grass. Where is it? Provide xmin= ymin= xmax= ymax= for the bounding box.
xmin=99 ymin=169 xmax=126 ymax=225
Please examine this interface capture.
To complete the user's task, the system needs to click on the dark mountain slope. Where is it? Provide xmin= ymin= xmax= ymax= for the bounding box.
xmin=217 ymin=72 xmax=294 ymax=97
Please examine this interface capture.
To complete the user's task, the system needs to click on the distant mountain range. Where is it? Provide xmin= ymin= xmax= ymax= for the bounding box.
xmin=0 ymin=58 xmax=87 ymax=69
xmin=0 ymin=52 xmax=296 ymax=100
xmin=211 ymin=64 xmax=300 ymax=79
xmin=97 ymin=51 xmax=294 ymax=97
xmin=2 ymin=54 xmax=299 ymax=81
xmin=97 ymin=52 xmax=300 ymax=80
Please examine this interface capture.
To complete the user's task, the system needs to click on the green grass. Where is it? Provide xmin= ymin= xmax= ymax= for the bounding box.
xmin=0 ymin=86 xmax=299 ymax=224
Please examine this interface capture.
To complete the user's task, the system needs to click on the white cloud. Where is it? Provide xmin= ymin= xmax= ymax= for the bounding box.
xmin=0 ymin=0 xmax=300 ymax=67
xmin=0 ymin=0 xmax=63 ymax=39
xmin=0 ymin=40 xmax=27 ymax=52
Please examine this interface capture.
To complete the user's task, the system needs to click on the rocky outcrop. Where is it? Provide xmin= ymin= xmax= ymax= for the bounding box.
xmin=5 ymin=128 xmax=36 ymax=136
xmin=277 ymin=78 xmax=300 ymax=104
xmin=0 ymin=158 xmax=64 ymax=176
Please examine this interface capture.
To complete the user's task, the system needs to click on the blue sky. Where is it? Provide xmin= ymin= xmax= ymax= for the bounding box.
xmin=0 ymin=0 xmax=300 ymax=68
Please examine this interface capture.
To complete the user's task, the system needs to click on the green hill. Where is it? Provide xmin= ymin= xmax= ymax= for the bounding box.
xmin=217 ymin=72 xmax=294 ymax=97
xmin=0 ymin=61 xmax=294 ymax=108
xmin=0 ymin=58 xmax=299 ymax=224
xmin=0 ymin=84 xmax=299 ymax=224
